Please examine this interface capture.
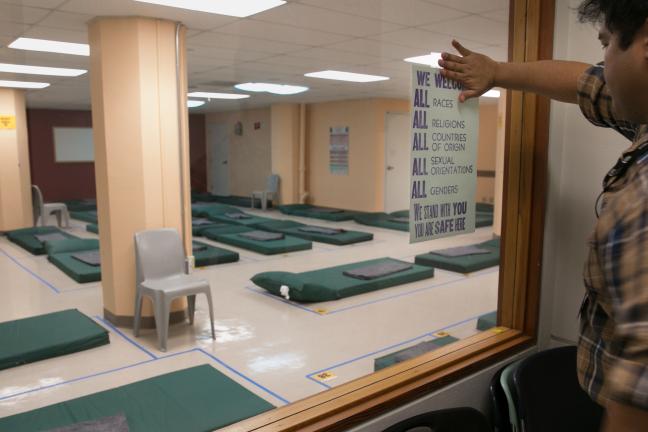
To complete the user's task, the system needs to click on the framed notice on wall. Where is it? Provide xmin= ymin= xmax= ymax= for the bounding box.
xmin=329 ymin=126 xmax=349 ymax=175
xmin=54 ymin=127 xmax=94 ymax=162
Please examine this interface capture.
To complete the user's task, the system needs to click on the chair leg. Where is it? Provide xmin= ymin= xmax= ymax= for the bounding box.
xmin=133 ymin=291 xmax=143 ymax=337
xmin=54 ymin=211 xmax=62 ymax=227
xmin=152 ymin=293 xmax=170 ymax=352
xmin=205 ymin=290 xmax=216 ymax=340
xmin=187 ymin=294 xmax=196 ymax=325
xmin=62 ymin=209 xmax=70 ymax=228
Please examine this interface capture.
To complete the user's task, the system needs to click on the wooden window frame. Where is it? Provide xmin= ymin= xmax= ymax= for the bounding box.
xmin=222 ymin=0 xmax=554 ymax=430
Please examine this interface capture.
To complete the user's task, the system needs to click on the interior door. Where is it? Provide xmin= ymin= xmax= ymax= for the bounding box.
xmin=384 ymin=112 xmax=411 ymax=213
xmin=207 ymin=123 xmax=230 ymax=196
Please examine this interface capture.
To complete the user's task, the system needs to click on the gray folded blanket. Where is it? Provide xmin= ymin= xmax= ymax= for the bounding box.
xmin=47 ymin=414 xmax=129 ymax=432
xmin=225 ymin=212 xmax=251 ymax=219
xmin=192 ymin=218 xmax=213 ymax=226
xmin=343 ymin=259 xmax=413 ymax=280
xmin=310 ymin=207 xmax=343 ymax=214
xmin=297 ymin=226 xmax=345 ymax=235
xmin=430 ymin=245 xmax=492 ymax=257
xmin=71 ymin=250 xmax=101 ymax=266
xmin=34 ymin=233 xmax=68 ymax=243
xmin=239 ymin=231 xmax=285 ymax=241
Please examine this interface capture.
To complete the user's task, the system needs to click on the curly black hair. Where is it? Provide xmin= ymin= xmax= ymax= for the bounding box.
xmin=578 ymin=0 xmax=648 ymax=49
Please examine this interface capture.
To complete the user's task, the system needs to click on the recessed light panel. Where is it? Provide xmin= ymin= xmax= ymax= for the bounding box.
xmin=235 ymin=83 xmax=308 ymax=95
xmin=9 ymin=38 xmax=90 ymax=56
xmin=404 ymin=53 xmax=443 ymax=67
xmin=0 ymin=63 xmax=86 ymax=77
xmin=304 ymin=70 xmax=389 ymax=83
xmin=134 ymin=0 xmax=286 ymax=17
xmin=187 ymin=100 xmax=206 ymax=108
xmin=0 ymin=80 xmax=50 ymax=89
xmin=188 ymin=92 xmax=250 ymax=100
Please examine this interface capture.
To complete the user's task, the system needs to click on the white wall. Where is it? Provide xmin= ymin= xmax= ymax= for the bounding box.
xmin=348 ymin=1 xmax=633 ymax=429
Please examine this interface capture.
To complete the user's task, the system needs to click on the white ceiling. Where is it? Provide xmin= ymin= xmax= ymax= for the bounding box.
xmin=0 ymin=0 xmax=509 ymax=112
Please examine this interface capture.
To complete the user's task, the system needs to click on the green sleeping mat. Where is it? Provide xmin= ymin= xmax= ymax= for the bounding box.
xmin=85 ymin=220 xmax=230 ymax=237
xmin=414 ymin=238 xmax=501 ymax=273
xmin=276 ymin=204 xmax=361 ymax=221
xmin=191 ymin=192 xmax=270 ymax=208
xmin=476 ymin=311 xmax=497 ymax=331
xmin=70 ymin=211 xmax=98 ymax=224
xmin=191 ymin=203 xmax=240 ymax=218
xmin=193 ymin=241 xmax=239 ymax=267
xmin=202 ymin=225 xmax=312 ymax=255
xmin=476 ymin=202 xmax=494 ymax=213
xmin=46 ymin=239 xmax=101 ymax=283
xmin=252 ymin=257 xmax=435 ymax=302
xmin=0 ymin=309 xmax=109 ymax=371
xmin=374 ymin=335 xmax=459 ymax=371
xmin=6 ymin=226 xmax=78 ymax=255
xmin=476 ymin=211 xmax=494 ymax=228
xmin=63 ymin=199 xmax=97 ymax=212
xmin=253 ymin=220 xmax=373 ymax=245
xmin=0 ymin=364 xmax=275 ymax=432
xmin=353 ymin=212 xmax=409 ymax=232
xmin=209 ymin=212 xmax=274 ymax=227
xmin=86 ymin=223 xmax=98 ymax=234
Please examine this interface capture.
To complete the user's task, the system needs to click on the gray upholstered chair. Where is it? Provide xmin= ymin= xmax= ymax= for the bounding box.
xmin=251 ymin=174 xmax=279 ymax=210
xmin=31 ymin=185 xmax=70 ymax=227
xmin=133 ymin=228 xmax=215 ymax=351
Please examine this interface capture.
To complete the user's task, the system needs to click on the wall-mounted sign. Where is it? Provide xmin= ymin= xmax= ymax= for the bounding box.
xmin=330 ymin=126 xmax=349 ymax=175
xmin=409 ymin=65 xmax=479 ymax=243
xmin=0 ymin=115 xmax=16 ymax=129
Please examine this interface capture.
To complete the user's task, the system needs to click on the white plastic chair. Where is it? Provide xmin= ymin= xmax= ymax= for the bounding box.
xmin=31 ymin=185 xmax=70 ymax=227
xmin=133 ymin=228 xmax=215 ymax=351
xmin=251 ymin=174 xmax=279 ymax=210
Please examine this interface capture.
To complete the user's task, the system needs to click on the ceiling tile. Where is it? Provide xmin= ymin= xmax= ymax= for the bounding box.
xmin=212 ymin=20 xmax=350 ymax=46
xmin=22 ymin=26 xmax=88 ymax=43
xmin=250 ymin=3 xmax=403 ymax=37
xmin=482 ymin=9 xmax=508 ymax=23
xmin=420 ymin=15 xmax=508 ymax=46
xmin=186 ymin=44 xmax=272 ymax=62
xmin=300 ymin=0 xmax=468 ymax=27
xmin=424 ymin=0 xmax=508 ymax=14
xmin=0 ymin=0 xmax=66 ymax=8
xmin=188 ymin=31 xmax=309 ymax=55
xmin=35 ymin=11 xmax=94 ymax=32
xmin=323 ymin=38 xmax=430 ymax=60
xmin=0 ymin=3 xmax=50 ymax=25
xmin=368 ymin=28 xmax=455 ymax=51
xmin=287 ymin=47 xmax=383 ymax=66
xmin=0 ymin=46 xmax=90 ymax=68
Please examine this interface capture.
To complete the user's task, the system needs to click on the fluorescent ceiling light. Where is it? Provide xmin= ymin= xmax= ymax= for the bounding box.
xmin=404 ymin=52 xmax=443 ymax=67
xmin=0 ymin=63 xmax=86 ymax=77
xmin=0 ymin=80 xmax=50 ymax=89
xmin=9 ymin=37 xmax=89 ymax=56
xmin=133 ymin=0 xmax=286 ymax=17
xmin=235 ymin=82 xmax=308 ymax=95
xmin=187 ymin=100 xmax=205 ymax=108
xmin=304 ymin=70 xmax=389 ymax=83
xmin=482 ymin=89 xmax=501 ymax=98
xmin=188 ymin=92 xmax=250 ymax=100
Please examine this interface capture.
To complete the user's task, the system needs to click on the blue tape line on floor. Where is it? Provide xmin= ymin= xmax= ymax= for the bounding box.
xmin=94 ymin=315 xmax=157 ymax=360
xmin=0 ymin=247 xmax=60 ymax=294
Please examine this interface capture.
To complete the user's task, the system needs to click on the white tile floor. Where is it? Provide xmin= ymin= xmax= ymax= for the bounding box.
xmin=0 ymin=207 xmax=499 ymax=421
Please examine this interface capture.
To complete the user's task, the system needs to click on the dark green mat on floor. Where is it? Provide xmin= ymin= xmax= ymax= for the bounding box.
xmin=202 ymin=225 xmax=312 ymax=255
xmin=414 ymin=238 xmax=500 ymax=273
xmin=85 ymin=220 xmax=231 ymax=237
xmin=191 ymin=192 xmax=271 ymax=209
xmin=6 ymin=226 xmax=78 ymax=255
xmin=209 ymin=212 xmax=274 ymax=227
xmin=70 ymin=211 xmax=98 ymax=224
xmin=476 ymin=311 xmax=497 ymax=331
xmin=46 ymin=239 xmax=101 ymax=283
xmin=353 ymin=212 xmax=409 ymax=232
xmin=252 ymin=257 xmax=435 ymax=302
xmin=253 ymin=220 xmax=373 ymax=245
xmin=0 ymin=364 xmax=275 ymax=432
xmin=191 ymin=203 xmax=240 ymax=218
xmin=0 ymin=309 xmax=109 ymax=371
xmin=86 ymin=223 xmax=98 ymax=234
xmin=374 ymin=335 xmax=459 ymax=371
xmin=193 ymin=240 xmax=239 ymax=267
xmin=63 ymin=199 xmax=96 ymax=212
xmin=276 ymin=204 xmax=361 ymax=221
xmin=476 ymin=211 xmax=494 ymax=228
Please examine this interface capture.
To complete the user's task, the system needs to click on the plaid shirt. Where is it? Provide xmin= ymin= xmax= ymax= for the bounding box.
xmin=577 ymin=63 xmax=648 ymax=409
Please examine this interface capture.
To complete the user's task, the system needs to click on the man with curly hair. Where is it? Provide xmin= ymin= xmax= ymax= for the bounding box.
xmin=439 ymin=1 xmax=648 ymax=429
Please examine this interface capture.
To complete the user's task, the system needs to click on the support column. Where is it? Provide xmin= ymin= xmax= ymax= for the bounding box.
xmin=89 ymin=17 xmax=192 ymax=328
xmin=271 ymin=103 xmax=300 ymax=204
xmin=0 ymin=89 xmax=32 ymax=231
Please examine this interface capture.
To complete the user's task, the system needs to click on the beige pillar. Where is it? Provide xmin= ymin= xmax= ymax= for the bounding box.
xmin=89 ymin=17 xmax=192 ymax=327
xmin=270 ymin=103 xmax=301 ymax=204
xmin=0 ymin=89 xmax=32 ymax=231
xmin=493 ymin=91 xmax=507 ymax=236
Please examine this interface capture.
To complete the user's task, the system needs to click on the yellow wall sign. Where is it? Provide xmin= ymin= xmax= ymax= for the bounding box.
xmin=0 ymin=116 xmax=16 ymax=129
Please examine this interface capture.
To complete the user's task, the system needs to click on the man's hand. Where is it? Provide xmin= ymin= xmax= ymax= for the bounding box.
xmin=439 ymin=40 xmax=499 ymax=102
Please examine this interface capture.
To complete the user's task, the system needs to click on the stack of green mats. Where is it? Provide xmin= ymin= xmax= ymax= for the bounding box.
xmin=252 ymin=257 xmax=435 ymax=302
xmin=0 ymin=309 xmax=109 ymax=371
xmin=193 ymin=240 xmax=239 ymax=267
xmin=353 ymin=212 xmax=409 ymax=232
xmin=276 ymin=204 xmax=361 ymax=221
xmin=202 ymin=225 xmax=312 ymax=255
xmin=6 ymin=226 xmax=78 ymax=255
xmin=63 ymin=199 xmax=97 ymax=212
xmin=253 ymin=219 xmax=373 ymax=245
xmin=414 ymin=238 xmax=501 ymax=273
xmin=46 ymin=239 xmax=101 ymax=283
xmin=476 ymin=311 xmax=497 ymax=331
xmin=0 ymin=364 xmax=275 ymax=431
xmin=374 ymin=335 xmax=459 ymax=371
xmin=70 ymin=210 xmax=98 ymax=224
